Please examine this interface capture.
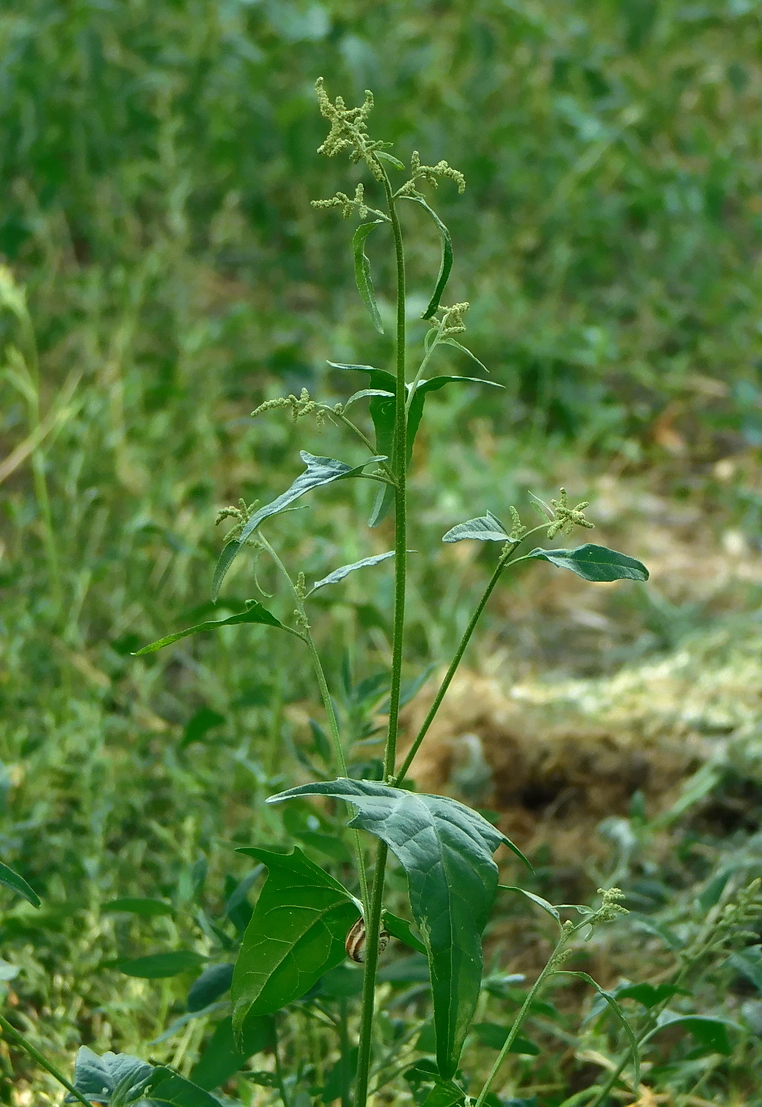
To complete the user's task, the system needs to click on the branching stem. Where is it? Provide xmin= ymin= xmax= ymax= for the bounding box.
xmin=394 ymin=523 xmax=548 ymax=784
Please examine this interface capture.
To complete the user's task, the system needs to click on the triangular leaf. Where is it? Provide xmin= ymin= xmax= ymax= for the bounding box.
xmin=353 ymin=220 xmax=385 ymax=333
xmin=309 ymin=551 xmax=395 ymax=594
xmin=526 ymin=545 xmax=649 ymax=583
xmin=133 ymin=602 xmax=295 ymax=656
xmin=0 ymin=860 xmax=40 ymax=908
xmin=67 ymin=1047 xmax=153 ymax=1104
xmin=269 ymin=778 xmax=528 ymax=1078
xmin=401 ymin=196 xmax=453 ymax=319
xmin=144 ymin=1067 xmax=224 ymax=1106
xmin=442 ymin=512 xmax=510 ymax=544
xmin=211 ymin=452 xmax=387 ymax=599
xmin=231 ymin=847 xmax=359 ymax=1030
xmin=420 ymin=1078 xmax=466 ymax=1107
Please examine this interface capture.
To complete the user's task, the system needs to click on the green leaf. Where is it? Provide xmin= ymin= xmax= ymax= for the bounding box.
xmin=472 ymin=1023 xmax=540 ymax=1054
xmin=190 ymin=1014 xmax=274 ymax=1091
xmin=144 ymin=1067 xmax=224 ymax=1106
xmin=269 ymin=778 xmax=528 ymax=1078
xmin=0 ymin=860 xmax=40 ymax=908
xmin=439 ymin=337 xmax=489 ymax=375
xmin=181 ymin=708 xmax=225 ymax=749
xmin=498 ymin=885 xmax=561 ymax=924
xmin=231 ymin=846 xmax=359 ymax=1030
xmin=187 ymin=963 xmax=235 ymax=1012
xmin=653 ymin=1011 xmax=739 ymax=1056
xmin=375 ymin=150 xmax=405 ymax=170
xmin=729 ymin=945 xmax=762 ymax=991
xmin=402 ymin=196 xmax=453 ymax=319
xmin=614 ymin=982 xmax=687 ymax=1009
xmin=102 ymin=898 xmax=174 ymax=918
xmin=526 ymin=544 xmax=649 ymax=583
xmin=68 ymin=1047 xmax=153 ymax=1104
xmin=384 ymin=910 xmax=427 ymax=955
xmin=211 ymin=451 xmax=387 ymax=599
xmin=420 ymin=1078 xmax=466 ymax=1107
xmin=133 ymin=602 xmax=294 ymax=656
xmin=443 ymin=512 xmax=510 ymax=544
xmin=353 ymin=220 xmax=385 ymax=333
xmin=407 ymin=376 xmax=503 ymax=464
xmin=112 ymin=951 xmax=206 ymax=979
xmin=309 ymin=551 xmax=395 ymax=594
xmin=343 ymin=388 xmax=395 ymax=410
xmin=556 ymin=971 xmax=639 ymax=1088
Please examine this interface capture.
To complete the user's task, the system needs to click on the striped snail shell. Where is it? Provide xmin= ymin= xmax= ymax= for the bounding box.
xmin=345 ymin=917 xmax=390 ymax=963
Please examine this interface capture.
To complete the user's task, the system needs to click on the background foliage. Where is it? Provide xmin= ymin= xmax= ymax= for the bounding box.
xmin=2 ymin=1 xmax=762 ymax=1102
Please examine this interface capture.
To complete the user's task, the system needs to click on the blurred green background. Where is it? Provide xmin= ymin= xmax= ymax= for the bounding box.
xmin=2 ymin=0 xmax=762 ymax=1099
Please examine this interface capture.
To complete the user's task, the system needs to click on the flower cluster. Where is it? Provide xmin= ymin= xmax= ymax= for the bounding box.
xmin=252 ymin=388 xmax=326 ymax=427
xmin=314 ymin=77 xmax=385 ymax=181
xmin=546 ymin=488 xmax=595 ymax=540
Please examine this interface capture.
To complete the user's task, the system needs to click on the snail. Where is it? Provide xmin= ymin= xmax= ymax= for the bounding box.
xmin=345 ymin=916 xmax=390 ymax=963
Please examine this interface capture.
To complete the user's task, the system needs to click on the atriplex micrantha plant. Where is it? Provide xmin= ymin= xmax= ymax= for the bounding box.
xmin=59 ymin=81 xmax=657 ymax=1107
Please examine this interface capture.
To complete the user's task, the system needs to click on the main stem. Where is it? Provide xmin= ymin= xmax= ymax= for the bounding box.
xmin=354 ymin=168 xmax=407 ymax=1107
xmin=395 ymin=523 xmax=549 ymax=784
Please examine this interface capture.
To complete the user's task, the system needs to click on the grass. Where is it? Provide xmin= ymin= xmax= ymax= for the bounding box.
xmin=2 ymin=1 xmax=762 ymax=1103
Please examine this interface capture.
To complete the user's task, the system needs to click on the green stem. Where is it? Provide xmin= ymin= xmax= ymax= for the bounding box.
xmin=259 ymin=533 xmax=369 ymax=909
xmin=404 ymin=331 xmax=440 ymax=415
xmin=354 ymin=165 xmax=407 ymax=1107
xmin=394 ymin=523 xmax=548 ymax=784
xmin=273 ymin=1017 xmax=291 ymax=1107
xmin=0 ymin=1014 xmax=92 ymax=1107
xmin=339 ymin=996 xmax=352 ymax=1107
xmin=474 ymin=938 xmax=569 ymax=1107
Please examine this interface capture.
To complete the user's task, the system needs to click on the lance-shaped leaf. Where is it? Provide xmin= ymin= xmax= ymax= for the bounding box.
xmin=0 ymin=859 xmax=40 ymax=908
xmin=440 ymin=337 xmax=489 ymax=375
xmin=112 ymin=950 xmax=207 ymax=979
xmin=328 ymin=363 xmax=396 ymax=459
xmin=442 ymin=512 xmax=511 ymax=544
xmin=402 ymin=196 xmax=453 ymax=319
xmin=330 ymin=363 xmax=499 ymax=527
xmin=269 ymin=778 xmax=528 ymax=1078
xmin=407 ymin=377 xmax=503 ymax=456
xmin=555 ymin=971 xmax=640 ymax=1089
xmin=133 ymin=601 xmax=297 ymax=656
xmin=526 ymin=544 xmax=649 ymax=583
xmin=309 ymin=551 xmax=395 ymax=595
xmin=353 ymin=220 xmax=385 ymax=333
xmin=343 ymin=388 xmax=394 ymax=410
xmin=211 ymin=452 xmax=387 ymax=600
xmin=231 ymin=847 xmax=359 ymax=1033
